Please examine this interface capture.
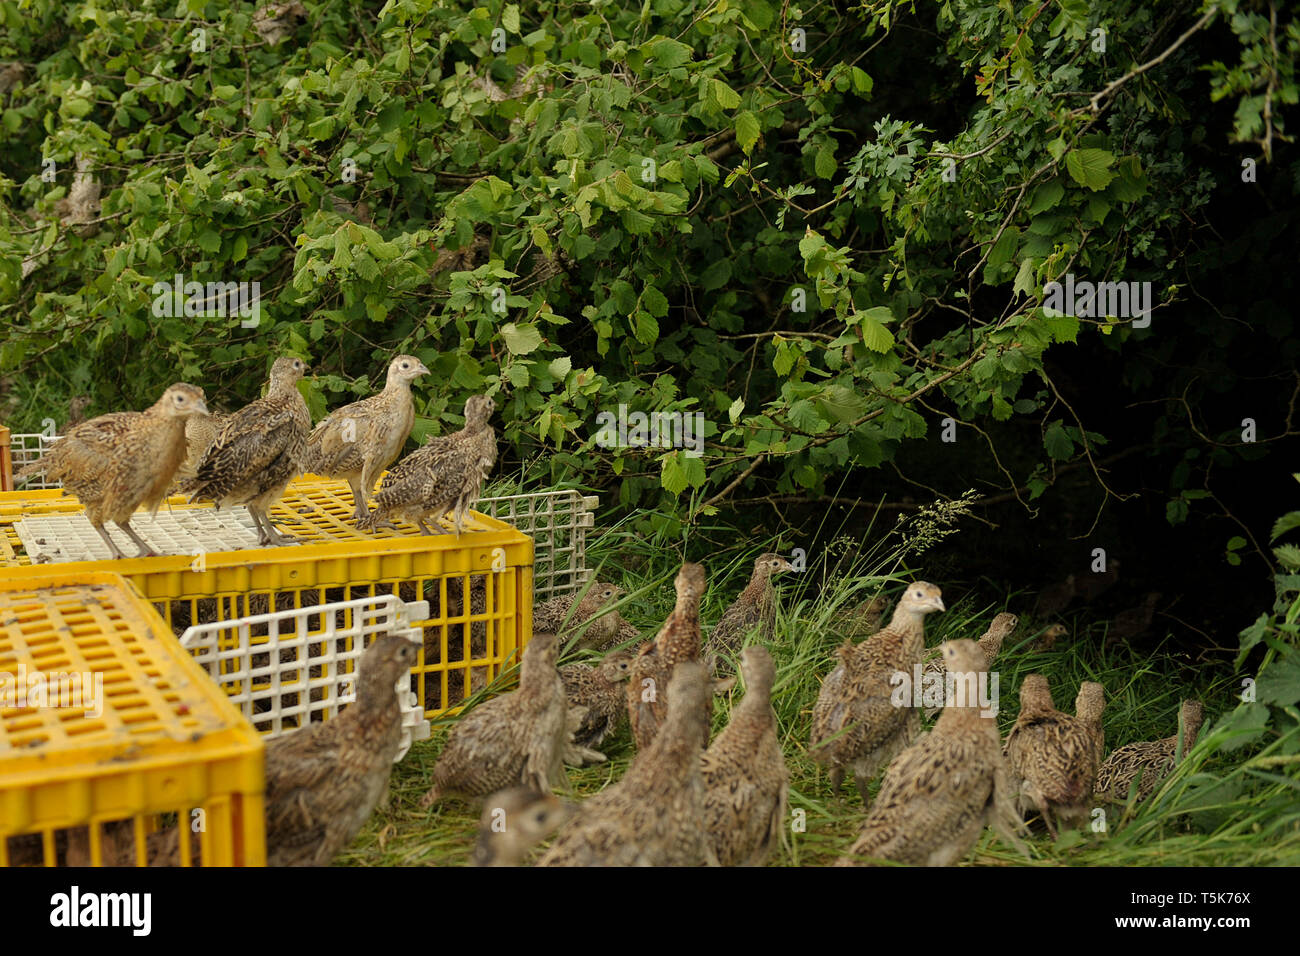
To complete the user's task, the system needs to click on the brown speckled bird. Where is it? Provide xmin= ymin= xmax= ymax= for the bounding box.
xmin=1096 ymin=699 xmax=1204 ymax=803
xmin=419 ymin=630 xmax=568 ymax=806
xmin=1105 ymin=592 xmax=1162 ymax=645
xmin=181 ymin=356 xmax=311 ymax=547
xmin=835 ymin=639 xmax=1026 ymax=866
xmin=1032 ymin=623 xmax=1070 ymax=651
xmin=360 ymin=394 xmax=496 ymax=536
xmin=533 ymin=582 xmax=627 ymax=651
xmin=301 ymin=354 xmax=429 ymax=523
xmin=809 ymin=582 xmax=945 ymax=802
xmin=700 ymin=646 xmax=789 ymax=867
xmin=16 ymin=384 xmax=208 ymax=559
xmin=471 ymin=788 xmax=570 ymax=866
xmin=1033 ymin=574 xmax=1077 ymax=618
xmin=831 ymin=593 xmax=890 ymax=638
xmin=264 ymin=634 xmax=418 ymax=866
xmin=627 ymin=563 xmax=708 ymax=751
xmin=560 ymin=648 xmax=634 ymax=757
xmin=923 ymin=612 xmax=1019 ymax=718
xmin=1003 ymin=673 xmax=1101 ymax=839
xmin=1075 ymin=558 xmax=1121 ymax=603
xmin=176 ymin=409 xmax=228 ymax=484
xmin=1075 ymin=681 xmax=1107 ymax=769
xmin=537 ymin=660 xmax=717 ymax=866
xmin=709 ymin=554 xmax=795 ymax=657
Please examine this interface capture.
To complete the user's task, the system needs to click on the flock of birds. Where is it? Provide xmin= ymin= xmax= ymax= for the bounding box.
xmin=9 ymin=355 xmax=1206 ymax=866
xmin=16 ymin=354 xmax=496 ymax=554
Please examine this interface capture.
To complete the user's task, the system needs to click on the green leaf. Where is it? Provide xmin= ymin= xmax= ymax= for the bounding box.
xmin=858 ymin=314 xmax=895 ymax=352
xmin=711 ymin=79 xmax=741 ymax=111
xmin=501 ymin=322 xmax=543 ymax=354
xmin=988 ymin=227 xmax=1019 ymax=269
xmin=502 ymin=4 xmax=520 ymax=32
xmin=1026 ymin=180 xmax=1065 ymax=215
xmin=1065 ymin=148 xmax=1117 ymax=191
xmin=1044 ymin=421 xmax=1074 ymax=459
xmin=197 ymin=229 xmax=221 ymax=253
xmin=699 ymin=259 xmax=732 ymax=291
xmin=814 ymin=146 xmax=836 ymax=179
xmin=661 ymin=451 xmax=688 ymax=495
xmin=728 ymin=397 xmax=745 ymax=423
xmin=1271 ymin=511 xmax=1300 ymax=541
xmin=642 ymin=285 xmax=669 ymax=318
xmin=735 ymin=111 xmax=760 ymax=155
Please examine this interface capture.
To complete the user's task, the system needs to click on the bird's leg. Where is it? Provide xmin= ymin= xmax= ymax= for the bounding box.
xmin=1030 ymin=787 xmax=1058 ymax=840
xmin=347 ymin=477 xmax=370 ymax=524
xmin=418 ymin=786 xmax=441 ymax=809
xmin=251 ymin=507 xmax=296 ymax=547
xmin=829 ymin=767 xmax=843 ymax=795
xmin=93 ymin=524 xmax=127 ymax=560
xmin=855 ymin=774 xmax=873 ymax=806
xmin=117 ymin=519 xmax=158 ymax=558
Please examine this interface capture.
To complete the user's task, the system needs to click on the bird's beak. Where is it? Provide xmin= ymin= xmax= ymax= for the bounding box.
xmin=195 ymin=399 xmax=210 ymax=416
xmin=417 ymin=362 xmax=431 ymax=376
xmin=934 ymin=597 xmax=946 ymax=612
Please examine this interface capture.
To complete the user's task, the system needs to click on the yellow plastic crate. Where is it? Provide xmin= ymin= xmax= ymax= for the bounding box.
xmin=0 ymin=478 xmax=535 ymax=718
xmin=0 ymin=571 xmax=265 ymax=866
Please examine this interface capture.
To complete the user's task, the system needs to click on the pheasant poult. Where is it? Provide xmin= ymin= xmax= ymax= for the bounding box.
xmin=264 ymin=635 xmax=418 ymax=866
xmin=1003 ymin=673 xmax=1102 ymax=839
xmin=835 ymin=639 xmax=1027 ymax=866
xmin=537 ymin=661 xmax=717 ymax=866
xmin=1096 ymin=699 xmax=1204 ymax=803
xmin=419 ymin=630 xmax=568 ymax=806
xmin=471 ymin=788 xmax=570 ymax=867
xmin=176 ymin=408 xmax=228 ymax=485
xmin=181 ymin=356 xmax=311 ymax=547
xmin=831 ymin=593 xmax=890 ymax=638
xmin=627 ymin=562 xmax=709 ymax=751
xmin=560 ymin=648 xmax=634 ymax=759
xmin=1105 ymin=592 xmax=1162 ymax=645
xmin=700 ymin=646 xmax=790 ymax=867
xmin=708 ymin=553 xmax=795 ymax=657
xmin=533 ymin=582 xmax=627 ymax=651
xmin=301 ymin=354 xmax=430 ymax=523
xmin=809 ymin=582 xmax=945 ymax=802
xmin=1075 ymin=681 xmax=1107 ymax=771
xmin=360 ymin=394 xmax=497 ymax=536
xmin=922 ymin=612 xmax=1018 ymax=718
xmin=16 ymin=383 xmax=209 ymax=559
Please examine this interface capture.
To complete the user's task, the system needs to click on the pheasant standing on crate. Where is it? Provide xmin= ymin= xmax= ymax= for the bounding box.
xmin=300 ymin=354 xmax=430 ymax=524
xmin=15 ymin=383 xmax=209 ymax=559
xmin=180 ymin=356 xmax=311 ymax=547
xmin=264 ymin=634 xmax=419 ymax=866
xmin=359 ymin=393 xmax=496 ymax=536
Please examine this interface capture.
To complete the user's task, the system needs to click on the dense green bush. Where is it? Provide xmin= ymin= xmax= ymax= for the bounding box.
xmin=1 ymin=0 xmax=1296 ymax=520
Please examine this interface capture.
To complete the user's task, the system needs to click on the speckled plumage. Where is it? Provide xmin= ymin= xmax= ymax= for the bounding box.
xmin=181 ymin=356 xmax=311 ymax=547
xmin=419 ymin=630 xmax=568 ymax=806
xmin=836 ymin=640 xmax=1026 ymax=866
xmin=700 ymin=646 xmax=789 ymax=866
xmin=471 ymin=789 xmax=570 ymax=866
xmin=922 ymin=612 xmax=1018 ymax=718
xmin=16 ymin=383 xmax=208 ymax=559
xmin=534 ymin=582 xmax=626 ymax=650
xmin=627 ymin=563 xmax=709 ymax=751
xmin=1003 ymin=673 xmax=1101 ymax=839
xmin=1096 ymin=699 xmax=1203 ymax=803
xmin=560 ymin=648 xmax=634 ymax=755
xmin=301 ymin=354 xmax=429 ymax=523
xmin=809 ymin=582 xmax=944 ymax=802
xmin=537 ymin=661 xmax=717 ymax=866
xmin=176 ymin=409 xmax=228 ymax=484
xmin=709 ymin=554 xmax=794 ymax=658
xmin=831 ymin=593 xmax=890 ymax=638
xmin=1075 ymin=681 xmax=1107 ymax=770
xmin=264 ymin=635 xmax=418 ymax=866
xmin=360 ymin=394 xmax=496 ymax=536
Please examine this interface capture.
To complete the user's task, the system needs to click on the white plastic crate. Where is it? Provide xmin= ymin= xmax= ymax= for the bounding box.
xmin=17 ymin=508 xmax=262 ymax=563
xmin=178 ymin=594 xmax=432 ymax=761
xmin=8 ymin=428 xmax=60 ymax=490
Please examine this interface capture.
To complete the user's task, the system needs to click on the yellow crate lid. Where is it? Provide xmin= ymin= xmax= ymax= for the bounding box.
xmin=0 ymin=571 xmax=263 ymax=789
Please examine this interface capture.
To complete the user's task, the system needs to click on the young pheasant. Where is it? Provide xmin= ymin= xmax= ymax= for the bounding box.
xmin=537 ymin=661 xmax=717 ymax=866
xmin=1032 ymin=623 xmax=1070 ymax=651
xmin=626 ymin=562 xmax=708 ymax=751
xmin=16 ymin=383 xmax=209 ymax=559
xmin=471 ymin=788 xmax=570 ymax=866
xmin=181 ymin=356 xmax=311 ymax=547
xmin=708 ymin=553 xmax=795 ymax=657
xmin=1003 ymin=673 xmax=1101 ymax=839
xmin=360 ymin=394 xmax=496 ymax=536
xmin=1032 ymin=574 xmax=1076 ymax=619
xmin=264 ymin=634 xmax=418 ymax=866
xmin=560 ymin=648 xmax=634 ymax=756
xmin=922 ymin=612 xmax=1019 ymax=718
xmin=835 ymin=639 xmax=1027 ymax=866
xmin=831 ymin=593 xmax=890 ymax=638
xmin=700 ymin=645 xmax=790 ymax=867
xmin=301 ymin=354 xmax=430 ymax=523
xmin=1096 ymin=699 xmax=1204 ymax=803
xmin=419 ymin=630 xmax=568 ymax=806
xmin=809 ymin=582 xmax=945 ymax=802
xmin=1105 ymin=592 xmax=1162 ymax=645
xmin=534 ymin=582 xmax=627 ymax=651
xmin=175 ymin=409 xmax=228 ymax=484
xmin=1075 ymin=681 xmax=1107 ymax=769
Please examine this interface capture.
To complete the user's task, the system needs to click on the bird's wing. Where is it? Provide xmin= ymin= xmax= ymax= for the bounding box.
xmin=187 ymin=395 xmax=304 ymax=497
xmin=263 ymin=727 xmax=344 ymax=848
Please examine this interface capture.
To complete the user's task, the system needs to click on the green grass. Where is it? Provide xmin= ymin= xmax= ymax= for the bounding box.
xmin=338 ymin=514 xmax=1300 ymax=867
